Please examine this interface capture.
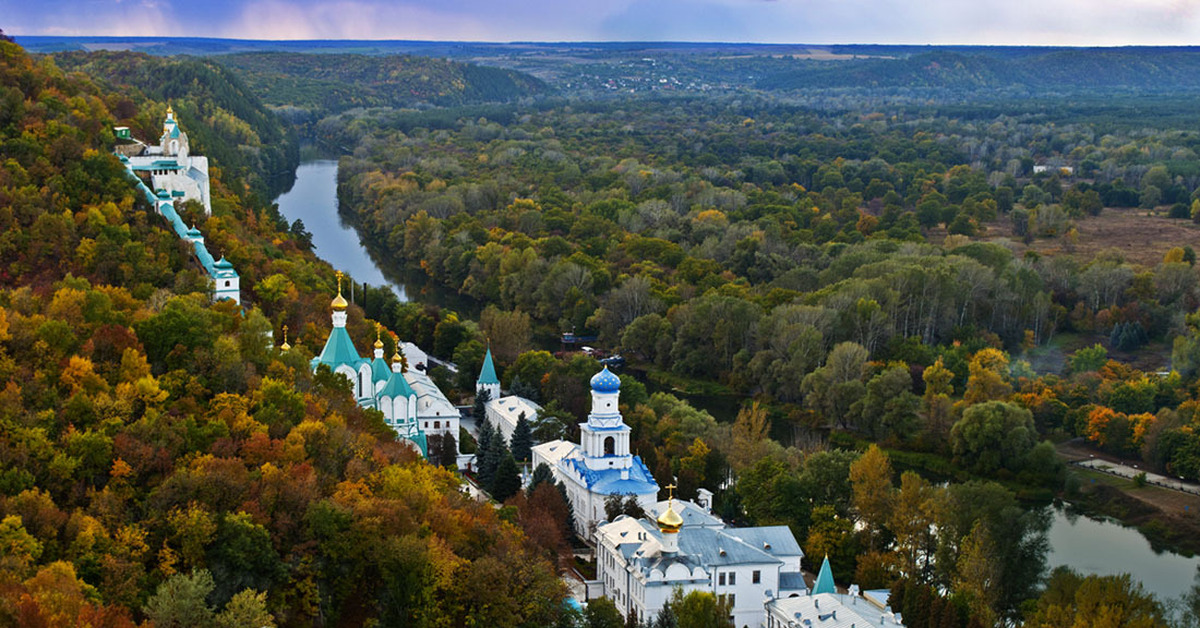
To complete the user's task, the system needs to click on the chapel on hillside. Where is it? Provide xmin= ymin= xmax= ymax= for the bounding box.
xmin=309 ymin=273 xmax=461 ymax=457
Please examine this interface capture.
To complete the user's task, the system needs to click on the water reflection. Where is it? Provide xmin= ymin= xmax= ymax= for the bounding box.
xmin=1046 ymin=501 xmax=1200 ymax=600
xmin=273 ymin=159 xmax=407 ymax=300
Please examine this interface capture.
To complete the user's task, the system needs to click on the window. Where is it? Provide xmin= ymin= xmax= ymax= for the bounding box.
xmin=604 ymin=436 xmax=615 ymax=455
xmin=224 ymin=281 xmax=230 ymax=287
xmin=434 ymin=421 xmax=440 ymax=429
xmin=729 ymin=594 xmax=735 ymax=607
xmin=729 ymin=572 xmax=736 ymax=585
xmin=718 ymin=573 xmax=726 ymax=586
xmin=752 ymin=570 xmax=760 ymax=584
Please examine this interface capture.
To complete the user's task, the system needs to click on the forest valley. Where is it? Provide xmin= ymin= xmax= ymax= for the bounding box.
xmin=0 ymin=31 xmax=1199 ymax=626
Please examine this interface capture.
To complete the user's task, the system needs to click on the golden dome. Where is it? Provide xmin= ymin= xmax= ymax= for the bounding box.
xmin=331 ymin=271 xmax=348 ymax=311
xmin=391 ymin=351 xmax=403 ymax=364
xmin=280 ymin=325 xmax=291 ymax=351
xmin=374 ymin=324 xmax=385 ymax=349
xmin=658 ymin=503 xmax=683 ymax=533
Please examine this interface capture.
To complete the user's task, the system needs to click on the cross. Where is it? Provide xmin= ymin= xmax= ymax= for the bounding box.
xmin=335 ymin=270 xmax=343 ymax=294
xmin=282 ymin=324 xmax=288 ymax=341
xmin=665 ymin=483 xmax=676 ymax=501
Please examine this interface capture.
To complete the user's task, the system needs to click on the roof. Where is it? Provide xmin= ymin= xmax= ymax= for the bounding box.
xmin=779 ymin=571 xmax=807 ymax=592
xmin=567 ymin=455 xmax=658 ymax=495
xmin=590 ymin=366 xmax=621 ymax=393
xmin=532 ymin=440 xmax=576 ymax=467
xmin=485 ymin=395 xmax=542 ymax=429
xmin=677 ymin=527 xmax=783 ymax=567
xmin=371 ymin=357 xmax=392 ymax=383
xmin=726 ymin=525 xmax=804 ymax=559
xmin=478 ymin=347 xmax=499 ymax=385
xmin=316 ymin=326 xmax=364 ymax=369
xmin=405 ymin=368 xmax=458 ymax=418
xmin=812 ymin=556 xmax=836 ymax=595
xmin=647 ymin=500 xmax=724 ymax=529
xmin=380 ymin=368 xmax=416 ymax=399
xmin=766 ymin=593 xmax=904 ymax=628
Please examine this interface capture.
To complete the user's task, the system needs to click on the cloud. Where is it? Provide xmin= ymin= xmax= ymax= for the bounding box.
xmin=3 ymin=0 xmax=1200 ymax=45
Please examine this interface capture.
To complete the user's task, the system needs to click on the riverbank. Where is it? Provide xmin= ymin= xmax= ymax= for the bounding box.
xmin=1058 ymin=440 xmax=1200 ymax=556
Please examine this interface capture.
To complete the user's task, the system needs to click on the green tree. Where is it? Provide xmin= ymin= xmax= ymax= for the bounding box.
xmin=1026 ymin=567 xmax=1167 ymax=627
xmin=215 ymin=589 xmax=275 ymax=628
xmin=950 ymin=401 xmax=1037 ymax=475
xmin=144 ymin=569 xmax=216 ymax=628
xmin=854 ymin=364 xmax=920 ymax=440
xmin=583 ymin=596 xmax=625 ymax=628
xmin=491 ymin=452 xmax=522 ymax=503
xmin=511 ymin=411 xmax=533 ymax=463
xmin=664 ymin=588 xmax=733 ymax=628
xmin=1069 ymin=344 xmax=1107 ymax=373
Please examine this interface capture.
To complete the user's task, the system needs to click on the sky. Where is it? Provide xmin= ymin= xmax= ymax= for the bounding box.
xmin=4 ymin=0 xmax=1199 ymax=46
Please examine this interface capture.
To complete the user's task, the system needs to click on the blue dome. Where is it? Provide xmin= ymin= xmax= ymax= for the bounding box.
xmin=590 ymin=366 xmax=621 ymax=393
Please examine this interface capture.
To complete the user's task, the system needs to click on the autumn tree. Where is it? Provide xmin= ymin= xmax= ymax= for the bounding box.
xmin=850 ymin=444 xmax=894 ymax=551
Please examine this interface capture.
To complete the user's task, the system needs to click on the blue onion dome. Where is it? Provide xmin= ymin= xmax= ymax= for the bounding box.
xmin=590 ymin=366 xmax=621 ymax=393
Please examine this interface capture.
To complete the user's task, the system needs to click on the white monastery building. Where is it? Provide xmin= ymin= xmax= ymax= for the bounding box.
xmin=532 ymin=367 xmax=659 ymax=536
xmin=595 ymin=495 xmax=806 ymax=628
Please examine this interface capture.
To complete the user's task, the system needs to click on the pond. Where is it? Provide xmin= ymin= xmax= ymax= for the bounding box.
xmin=273 ymin=158 xmax=407 ymax=300
xmin=1046 ymin=501 xmax=1199 ymax=601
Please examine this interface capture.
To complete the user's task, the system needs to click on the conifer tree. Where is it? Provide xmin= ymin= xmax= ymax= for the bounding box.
xmin=511 ymin=411 xmax=533 ymax=463
xmin=529 ymin=462 xmax=555 ymax=494
xmin=478 ymin=427 xmax=507 ymax=488
xmin=438 ymin=432 xmax=457 ymax=468
xmin=491 ymin=452 xmax=522 ymax=503
xmin=473 ymin=387 xmax=491 ymax=418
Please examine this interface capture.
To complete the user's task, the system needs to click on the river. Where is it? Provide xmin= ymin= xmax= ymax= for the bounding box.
xmin=276 ymin=156 xmax=1200 ymax=602
xmin=1046 ymin=502 xmax=1198 ymax=600
xmin=273 ymin=159 xmax=407 ymax=300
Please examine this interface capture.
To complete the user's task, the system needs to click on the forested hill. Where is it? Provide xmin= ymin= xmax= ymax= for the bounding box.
xmin=0 ymin=40 xmax=569 ymax=626
xmin=215 ymin=52 xmax=549 ymax=117
xmin=758 ymin=48 xmax=1200 ymax=92
xmin=49 ymin=51 xmax=300 ymax=198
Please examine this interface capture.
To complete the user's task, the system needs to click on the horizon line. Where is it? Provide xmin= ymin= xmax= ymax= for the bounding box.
xmin=12 ymin=34 xmax=1200 ymax=50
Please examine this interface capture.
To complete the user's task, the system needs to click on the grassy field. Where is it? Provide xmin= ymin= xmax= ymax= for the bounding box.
xmin=979 ymin=206 xmax=1200 ymax=268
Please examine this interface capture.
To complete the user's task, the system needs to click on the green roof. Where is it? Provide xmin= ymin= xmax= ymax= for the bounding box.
xmin=371 ymin=357 xmax=391 ymax=383
xmin=478 ymin=347 xmax=499 ymax=385
xmin=380 ymin=369 xmax=416 ymax=399
xmin=812 ymin=555 xmax=836 ymax=595
xmin=316 ymin=326 xmax=363 ymax=369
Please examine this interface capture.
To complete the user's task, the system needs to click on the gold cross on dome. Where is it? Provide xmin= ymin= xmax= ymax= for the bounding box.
xmin=665 ymin=483 xmax=676 ymax=500
xmin=335 ymin=270 xmax=344 ymax=294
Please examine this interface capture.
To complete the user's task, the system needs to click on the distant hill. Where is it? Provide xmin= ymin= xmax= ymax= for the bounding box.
xmin=758 ymin=48 xmax=1200 ymax=92
xmin=50 ymin=51 xmax=299 ymax=197
xmin=214 ymin=52 xmax=548 ymax=115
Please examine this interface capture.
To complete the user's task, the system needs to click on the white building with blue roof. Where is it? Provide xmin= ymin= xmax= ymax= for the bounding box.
xmin=531 ymin=366 xmax=659 ymax=536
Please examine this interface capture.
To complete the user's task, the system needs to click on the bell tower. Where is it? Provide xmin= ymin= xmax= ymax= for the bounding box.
xmin=579 ymin=366 xmax=632 ymax=472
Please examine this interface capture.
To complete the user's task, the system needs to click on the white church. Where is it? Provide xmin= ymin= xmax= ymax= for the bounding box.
xmin=531 ymin=366 xmax=660 ymax=537
xmin=115 ymin=108 xmax=238 ymax=304
xmin=307 ymin=272 xmax=461 ymax=457
xmin=117 ymin=106 xmax=211 ymax=214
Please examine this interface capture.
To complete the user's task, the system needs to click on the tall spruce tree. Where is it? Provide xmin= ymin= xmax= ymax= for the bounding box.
xmin=478 ymin=427 xmax=507 ymax=488
xmin=511 ymin=411 xmax=533 ymax=463
xmin=473 ymin=388 xmax=491 ymax=418
xmin=491 ymin=452 xmax=522 ymax=503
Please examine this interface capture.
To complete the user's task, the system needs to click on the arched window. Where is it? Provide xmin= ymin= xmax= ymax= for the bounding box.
xmin=604 ymin=436 xmax=615 ymax=456
xmin=434 ymin=421 xmax=440 ymax=429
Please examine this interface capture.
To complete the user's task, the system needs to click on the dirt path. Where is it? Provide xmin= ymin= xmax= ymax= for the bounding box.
xmin=1057 ymin=439 xmax=1200 ymax=517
